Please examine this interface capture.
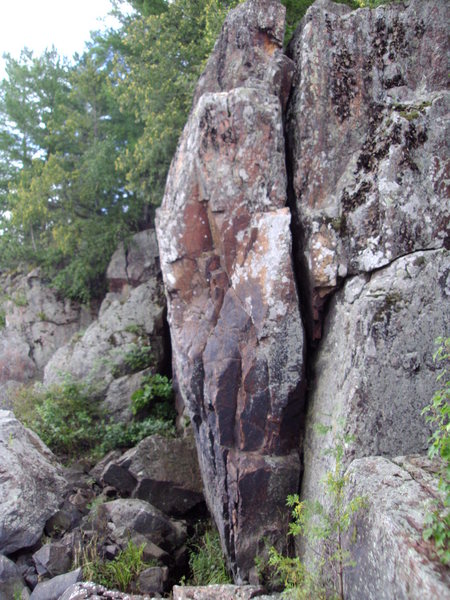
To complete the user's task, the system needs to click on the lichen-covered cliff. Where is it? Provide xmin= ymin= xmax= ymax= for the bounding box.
xmin=156 ymin=0 xmax=449 ymax=595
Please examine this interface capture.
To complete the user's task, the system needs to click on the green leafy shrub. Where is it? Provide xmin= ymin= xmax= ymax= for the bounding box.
xmin=0 ymin=309 xmax=5 ymax=328
xmin=187 ymin=528 xmax=231 ymax=586
xmin=267 ymin=432 xmax=365 ymax=599
xmin=100 ymin=417 xmax=176 ymax=454
xmin=131 ymin=373 xmax=174 ymax=418
xmin=422 ymin=336 xmax=450 ymax=565
xmin=13 ymin=378 xmax=101 ymax=458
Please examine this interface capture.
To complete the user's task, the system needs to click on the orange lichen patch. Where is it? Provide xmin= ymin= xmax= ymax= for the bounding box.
xmin=309 ymin=231 xmax=337 ymax=288
xmin=257 ymin=31 xmax=279 ymax=56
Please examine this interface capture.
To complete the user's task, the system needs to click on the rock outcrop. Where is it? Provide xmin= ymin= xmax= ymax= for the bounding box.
xmin=156 ymin=0 xmax=304 ymax=580
xmin=286 ymin=0 xmax=449 ymax=340
xmin=43 ymin=228 xmax=167 ymax=404
xmin=101 ymin=434 xmax=204 ymax=516
xmin=285 ymin=0 xmax=449 ymax=593
xmin=343 ymin=456 xmax=450 ymax=599
xmin=0 ymin=410 xmax=66 ymax=554
xmin=0 ymin=269 xmax=95 ymax=408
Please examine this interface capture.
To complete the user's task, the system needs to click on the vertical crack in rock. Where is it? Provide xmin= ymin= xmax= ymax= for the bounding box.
xmin=156 ymin=0 xmax=304 ymax=581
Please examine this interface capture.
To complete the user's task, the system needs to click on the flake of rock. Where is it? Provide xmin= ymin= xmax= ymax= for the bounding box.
xmin=156 ymin=0 xmax=304 ymax=579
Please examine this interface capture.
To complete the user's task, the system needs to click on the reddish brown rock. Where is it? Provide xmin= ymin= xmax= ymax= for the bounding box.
xmin=156 ymin=0 xmax=303 ymax=581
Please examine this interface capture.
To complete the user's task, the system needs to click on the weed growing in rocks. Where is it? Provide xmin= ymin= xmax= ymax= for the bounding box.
xmin=13 ymin=373 xmax=176 ymax=463
xmin=74 ymin=538 xmax=155 ymax=593
xmin=267 ymin=431 xmax=365 ymax=599
xmin=422 ymin=336 xmax=450 ymax=565
xmin=183 ymin=527 xmax=231 ymax=586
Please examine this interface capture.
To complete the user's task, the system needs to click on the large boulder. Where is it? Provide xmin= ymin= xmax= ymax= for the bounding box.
xmin=343 ymin=456 xmax=450 ymax=600
xmin=0 ymin=554 xmax=27 ymax=599
xmin=101 ymin=434 xmax=204 ymax=516
xmin=0 ymin=410 xmax=66 ymax=555
xmin=90 ymin=498 xmax=187 ymax=553
xmin=286 ymin=0 xmax=449 ymax=339
xmin=156 ymin=0 xmax=304 ymax=580
xmin=286 ymin=0 xmax=450 ymax=591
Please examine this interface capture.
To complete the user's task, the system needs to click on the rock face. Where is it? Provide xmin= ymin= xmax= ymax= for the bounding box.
xmin=286 ymin=0 xmax=449 ymax=339
xmin=0 ymin=410 xmax=66 ymax=554
xmin=44 ymin=229 xmax=166 ymax=400
xmin=284 ymin=0 xmax=449 ymax=591
xmin=301 ymin=249 xmax=450 ymax=508
xmin=106 ymin=229 xmax=160 ymax=293
xmin=343 ymin=456 xmax=450 ymax=600
xmin=0 ymin=269 xmax=94 ymax=407
xmin=156 ymin=0 xmax=304 ymax=580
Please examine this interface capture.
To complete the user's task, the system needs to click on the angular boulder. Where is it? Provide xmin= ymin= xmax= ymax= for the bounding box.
xmin=172 ymin=584 xmax=269 ymax=600
xmin=90 ymin=498 xmax=187 ymax=553
xmin=29 ymin=568 xmax=82 ymax=600
xmin=286 ymin=0 xmax=449 ymax=339
xmin=101 ymin=434 xmax=204 ymax=516
xmin=156 ymin=0 xmax=304 ymax=579
xmin=343 ymin=456 xmax=450 ymax=600
xmin=0 ymin=410 xmax=66 ymax=554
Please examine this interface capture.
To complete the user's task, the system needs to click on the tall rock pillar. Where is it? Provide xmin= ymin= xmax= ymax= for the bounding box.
xmin=156 ymin=0 xmax=304 ymax=580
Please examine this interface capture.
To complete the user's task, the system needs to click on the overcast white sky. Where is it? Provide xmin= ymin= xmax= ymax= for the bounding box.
xmin=0 ymin=0 xmax=124 ymax=79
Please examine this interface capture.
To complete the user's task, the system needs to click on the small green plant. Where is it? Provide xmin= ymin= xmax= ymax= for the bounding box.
xmin=13 ymin=292 xmax=28 ymax=307
xmin=100 ymin=417 xmax=176 ymax=454
xmin=131 ymin=374 xmax=174 ymax=417
xmin=13 ymin=377 xmax=102 ymax=459
xmin=124 ymin=323 xmax=145 ymax=336
xmin=37 ymin=310 xmax=48 ymax=321
xmin=0 ymin=309 xmax=5 ymax=328
xmin=422 ymin=336 xmax=450 ymax=565
xmin=268 ymin=431 xmax=365 ymax=600
xmin=75 ymin=538 xmax=154 ymax=592
xmin=187 ymin=528 xmax=231 ymax=586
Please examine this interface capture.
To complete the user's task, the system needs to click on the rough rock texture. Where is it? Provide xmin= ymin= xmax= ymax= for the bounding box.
xmin=156 ymin=0 xmax=304 ymax=580
xmin=29 ymin=568 xmax=82 ymax=600
xmin=172 ymin=585 xmax=272 ymax=600
xmin=301 ymin=249 xmax=450 ymax=508
xmin=60 ymin=581 xmax=158 ymax=599
xmin=0 ymin=269 xmax=94 ymax=407
xmin=286 ymin=0 xmax=449 ymax=339
xmin=44 ymin=277 xmax=166 ymax=397
xmin=0 ymin=554 xmax=26 ymax=599
xmin=101 ymin=434 xmax=204 ymax=516
xmin=286 ymin=0 xmax=450 ymax=591
xmin=343 ymin=456 xmax=450 ymax=600
xmin=0 ymin=410 xmax=66 ymax=555
xmin=106 ymin=229 xmax=160 ymax=293
xmin=90 ymin=498 xmax=187 ymax=553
